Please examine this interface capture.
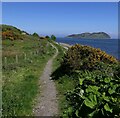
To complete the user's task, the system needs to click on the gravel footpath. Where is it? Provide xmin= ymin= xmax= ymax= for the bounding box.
xmin=33 ymin=43 xmax=59 ymax=116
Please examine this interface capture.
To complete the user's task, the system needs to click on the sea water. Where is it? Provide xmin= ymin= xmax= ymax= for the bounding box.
xmin=56 ymin=38 xmax=119 ymax=59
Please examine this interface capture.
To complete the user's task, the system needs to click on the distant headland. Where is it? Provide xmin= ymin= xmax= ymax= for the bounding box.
xmin=67 ymin=32 xmax=111 ymax=39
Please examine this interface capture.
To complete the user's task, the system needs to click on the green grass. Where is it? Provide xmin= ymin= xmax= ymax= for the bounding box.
xmin=2 ymin=39 xmax=56 ymax=116
xmin=51 ymin=41 xmax=66 ymax=71
xmin=51 ymin=41 xmax=77 ymax=116
xmin=55 ymin=75 xmax=77 ymax=116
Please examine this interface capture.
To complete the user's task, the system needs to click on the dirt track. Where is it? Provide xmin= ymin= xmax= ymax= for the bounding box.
xmin=33 ymin=43 xmax=59 ymax=116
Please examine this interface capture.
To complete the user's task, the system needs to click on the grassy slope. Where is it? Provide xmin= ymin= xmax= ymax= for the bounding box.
xmin=2 ymin=38 xmax=56 ymax=116
xmin=55 ymin=75 xmax=77 ymax=116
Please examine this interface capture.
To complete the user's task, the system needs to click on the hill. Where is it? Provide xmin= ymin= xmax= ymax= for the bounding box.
xmin=1 ymin=24 xmax=45 ymax=40
xmin=67 ymin=32 xmax=111 ymax=39
xmin=1 ymin=24 xmax=30 ymax=40
xmin=2 ymin=24 xmax=58 ymax=116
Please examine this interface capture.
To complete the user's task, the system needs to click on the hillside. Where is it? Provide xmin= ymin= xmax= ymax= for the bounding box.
xmin=1 ymin=25 xmax=29 ymax=40
xmin=1 ymin=24 xmax=45 ymax=40
xmin=2 ymin=24 xmax=58 ymax=116
xmin=67 ymin=32 xmax=111 ymax=39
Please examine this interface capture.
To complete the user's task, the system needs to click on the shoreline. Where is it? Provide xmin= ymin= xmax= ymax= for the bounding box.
xmin=55 ymin=42 xmax=71 ymax=50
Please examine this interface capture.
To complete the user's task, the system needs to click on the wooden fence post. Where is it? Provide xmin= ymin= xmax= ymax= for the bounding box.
xmin=37 ymin=50 xmax=39 ymax=54
xmin=35 ymin=51 xmax=37 ymax=55
xmin=36 ymin=50 xmax=38 ymax=55
xmin=24 ymin=53 xmax=26 ymax=60
xmin=16 ymin=55 xmax=18 ymax=63
xmin=4 ymin=57 xmax=7 ymax=65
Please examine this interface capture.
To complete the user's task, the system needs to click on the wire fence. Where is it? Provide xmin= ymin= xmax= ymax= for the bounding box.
xmin=2 ymin=42 xmax=55 ymax=70
xmin=2 ymin=43 xmax=51 ymax=70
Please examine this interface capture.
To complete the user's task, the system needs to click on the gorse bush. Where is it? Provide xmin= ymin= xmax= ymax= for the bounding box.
xmin=2 ymin=30 xmax=20 ymax=40
xmin=62 ymin=44 xmax=117 ymax=72
xmin=63 ymin=71 xmax=120 ymax=118
xmin=52 ymin=43 xmax=119 ymax=117
xmin=1 ymin=24 xmax=31 ymax=40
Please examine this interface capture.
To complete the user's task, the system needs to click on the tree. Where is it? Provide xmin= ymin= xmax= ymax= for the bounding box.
xmin=51 ymin=35 xmax=56 ymax=41
xmin=45 ymin=35 xmax=50 ymax=39
xmin=32 ymin=32 xmax=39 ymax=37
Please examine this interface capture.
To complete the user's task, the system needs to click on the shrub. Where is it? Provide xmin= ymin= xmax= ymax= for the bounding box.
xmin=51 ymin=35 xmax=56 ymax=41
xmin=62 ymin=44 xmax=118 ymax=72
xmin=114 ymin=64 xmax=120 ymax=78
xmin=45 ymin=35 xmax=50 ymax=39
xmin=63 ymin=71 xmax=120 ymax=118
xmin=32 ymin=32 xmax=39 ymax=37
xmin=2 ymin=30 xmax=24 ymax=40
xmin=2 ymin=31 xmax=16 ymax=40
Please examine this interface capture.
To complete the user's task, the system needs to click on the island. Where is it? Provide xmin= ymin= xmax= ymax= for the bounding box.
xmin=67 ymin=32 xmax=111 ymax=39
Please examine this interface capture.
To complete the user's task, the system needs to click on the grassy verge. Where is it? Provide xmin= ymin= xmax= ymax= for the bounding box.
xmin=2 ymin=39 xmax=56 ymax=116
xmin=51 ymin=41 xmax=77 ymax=116
xmin=51 ymin=41 xmax=65 ymax=71
xmin=55 ymin=75 xmax=78 ymax=116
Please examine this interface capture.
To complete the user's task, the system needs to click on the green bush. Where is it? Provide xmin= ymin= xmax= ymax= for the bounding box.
xmin=51 ymin=35 xmax=56 ymax=41
xmin=62 ymin=44 xmax=118 ymax=72
xmin=32 ymin=32 xmax=39 ymax=37
xmin=63 ymin=71 xmax=120 ymax=118
xmin=45 ymin=35 xmax=50 ymax=39
xmin=114 ymin=64 xmax=120 ymax=78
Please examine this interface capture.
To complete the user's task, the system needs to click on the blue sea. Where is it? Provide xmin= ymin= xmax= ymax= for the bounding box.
xmin=56 ymin=38 xmax=119 ymax=59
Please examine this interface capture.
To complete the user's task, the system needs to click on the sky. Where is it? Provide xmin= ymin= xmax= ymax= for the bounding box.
xmin=2 ymin=2 xmax=118 ymax=38
xmin=1 ymin=0 xmax=120 ymax=2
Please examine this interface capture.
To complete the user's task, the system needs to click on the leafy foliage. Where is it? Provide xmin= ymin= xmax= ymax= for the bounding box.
xmin=51 ymin=35 xmax=56 ymax=41
xmin=32 ymin=32 xmax=39 ymax=37
xmin=45 ymin=35 xmax=50 ymax=39
xmin=62 ymin=44 xmax=118 ymax=72
xmin=54 ymin=44 xmax=120 ymax=117
xmin=63 ymin=70 xmax=120 ymax=117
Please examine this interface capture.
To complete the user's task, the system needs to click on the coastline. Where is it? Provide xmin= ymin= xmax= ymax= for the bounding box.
xmin=56 ymin=38 xmax=118 ymax=59
xmin=55 ymin=42 xmax=71 ymax=50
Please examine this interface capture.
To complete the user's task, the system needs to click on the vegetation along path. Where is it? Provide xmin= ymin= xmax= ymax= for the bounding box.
xmin=33 ymin=43 xmax=59 ymax=116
